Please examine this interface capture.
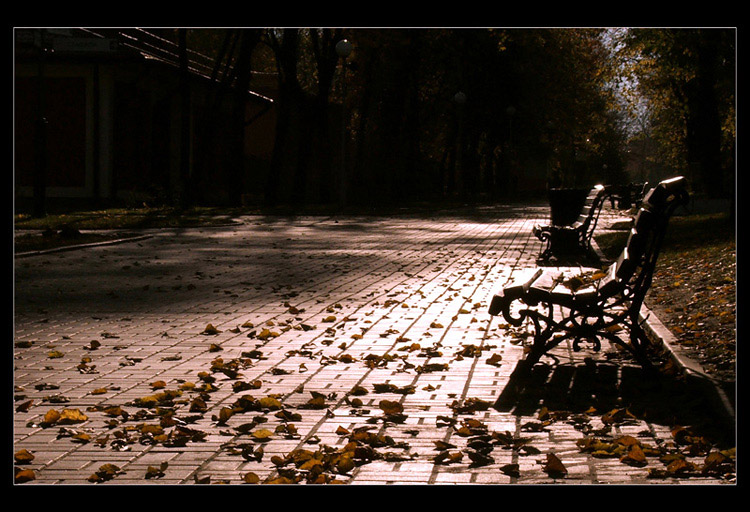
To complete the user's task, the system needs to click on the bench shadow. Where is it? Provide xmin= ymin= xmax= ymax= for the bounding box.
xmin=494 ymin=360 xmax=735 ymax=448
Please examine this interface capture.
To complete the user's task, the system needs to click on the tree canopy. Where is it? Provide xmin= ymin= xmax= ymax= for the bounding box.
xmin=175 ymin=27 xmax=735 ymax=209
xmin=611 ymin=28 xmax=735 ymax=199
xmin=252 ymin=28 xmax=629 ymax=208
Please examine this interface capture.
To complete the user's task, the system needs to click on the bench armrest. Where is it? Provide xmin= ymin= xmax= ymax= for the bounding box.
xmin=488 ymin=268 xmax=543 ymax=317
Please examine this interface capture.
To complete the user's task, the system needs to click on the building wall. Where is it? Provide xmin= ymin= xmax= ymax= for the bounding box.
xmin=15 ymin=63 xmax=97 ymax=198
xmin=15 ymin=56 xmax=277 ymax=208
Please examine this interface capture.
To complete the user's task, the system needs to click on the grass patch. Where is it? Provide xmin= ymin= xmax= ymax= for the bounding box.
xmin=595 ymin=212 xmax=734 ymax=260
xmin=14 ymin=206 xmax=243 ymax=231
xmin=597 ymin=211 xmax=736 ymax=393
xmin=14 ymin=206 xmax=243 ymax=254
xmin=14 ymin=230 xmax=142 ymax=254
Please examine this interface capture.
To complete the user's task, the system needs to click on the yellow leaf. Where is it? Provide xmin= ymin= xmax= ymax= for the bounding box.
xmin=614 ymin=435 xmax=641 ymax=447
xmin=259 ymin=396 xmax=283 ymax=410
xmin=252 ymin=429 xmax=274 ymax=441
xmin=336 ymin=455 xmax=355 ymax=474
xmin=242 ymin=472 xmax=260 ymax=484
xmin=103 ymin=406 xmax=123 ymax=417
xmin=15 ymin=468 xmax=36 ymax=483
xmin=299 ymin=458 xmax=324 ymax=471
xmin=72 ymin=432 xmax=92 ymax=443
xmin=256 ymin=328 xmax=279 ymax=340
xmin=140 ymin=424 xmax=163 ymax=435
xmin=14 ymin=449 xmax=35 ymax=464
xmin=620 ymin=444 xmax=647 ymax=466
xmin=58 ymin=408 xmax=88 ymax=424
xmin=218 ymin=407 xmax=234 ymax=423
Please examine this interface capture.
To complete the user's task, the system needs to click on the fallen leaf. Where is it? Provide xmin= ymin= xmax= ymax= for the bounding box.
xmin=500 ymin=463 xmax=520 ymax=477
xmin=621 ymin=444 xmax=647 ymax=467
xmin=58 ymin=408 xmax=88 ymax=424
xmin=251 ymin=429 xmax=274 ymax=441
xmin=201 ymin=324 xmax=221 ymax=335
xmin=378 ymin=400 xmax=403 ymax=415
xmin=242 ymin=472 xmax=260 ymax=484
xmin=15 ymin=468 xmax=36 ymax=483
xmin=467 ymin=450 xmax=494 ymax=466
xmin=145 ymin=462 xmax=168 ymax=479
xmin=543 ymin=453 xmax=567 ymax=477
xmin=433 ymin=440 xmax=456 ymax=450
xmin=485 ymin=353 xmax=503 ymax=366
xmin=14 ymin=449 xmax=35 ymax=464
xmin=15 ymin=400 xmax=33 ymax=413
xmin=88 ymin=463 xmax=123 ymax=483
xmin=433 ymin=451 xmax=463 ymax=465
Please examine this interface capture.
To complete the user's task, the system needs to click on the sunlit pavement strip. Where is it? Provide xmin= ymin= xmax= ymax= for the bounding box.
xmin=13 ymin=206 xmax=732 ymax=485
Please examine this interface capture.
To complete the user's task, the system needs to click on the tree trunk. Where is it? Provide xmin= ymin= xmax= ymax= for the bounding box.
xmin=684 ymin=34 xmax=723 ymax=200
xmin=177 ymin=29 xmax=191 ymax=209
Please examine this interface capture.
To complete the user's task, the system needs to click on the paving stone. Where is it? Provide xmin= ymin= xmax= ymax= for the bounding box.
xmin=13 ymin=207 xmax=734 ymax=485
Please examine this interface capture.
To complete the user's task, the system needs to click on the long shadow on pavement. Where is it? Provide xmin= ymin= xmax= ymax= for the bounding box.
xmin=495 ymin=359 xmax=735 ymax=449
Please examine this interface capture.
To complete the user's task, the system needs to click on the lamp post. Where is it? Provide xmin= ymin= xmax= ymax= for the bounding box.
xmin=506 ymin=106 xmax=517 ymax=194
xmin=33 ymin=29 xmax=49 ymax=218
xmin=453 ymin=92 xmax=466 ymax=198
xmin=335 ymin=39 xmax=352 ymax=208
xmin=506 ymin=105 xmax=516 ymax=150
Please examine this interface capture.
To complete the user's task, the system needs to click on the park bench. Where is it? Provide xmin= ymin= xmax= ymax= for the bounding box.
xmin=608 ymin=181 xmax=650 ymax=210
xmin=489 ymin=176 xmax=689 ymax=406
xmin=533 ymin=184 xmax=608 ymax=262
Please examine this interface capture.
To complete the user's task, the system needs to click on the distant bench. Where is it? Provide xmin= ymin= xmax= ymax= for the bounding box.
xmin=533 ymin=184 xmax=609 ymax=262
xmin=608 ymin=181 xmax=650 ymax=210
xmin=490 ymin=177 xmax=689 ymax=406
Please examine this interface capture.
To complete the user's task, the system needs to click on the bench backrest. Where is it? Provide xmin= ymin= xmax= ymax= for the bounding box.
xmin=574 ymin=184 xmax=607 ymax=244
xmin=598 ymin=177 xmax=689 ymax=303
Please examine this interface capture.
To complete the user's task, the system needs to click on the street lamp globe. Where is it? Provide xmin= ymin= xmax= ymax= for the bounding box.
xmin=336 ymin=39 xmax=352 ymax=58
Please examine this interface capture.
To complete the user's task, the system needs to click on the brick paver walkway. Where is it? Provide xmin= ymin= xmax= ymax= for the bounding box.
xmin=13 ymin=205 xmax=734 ymax=484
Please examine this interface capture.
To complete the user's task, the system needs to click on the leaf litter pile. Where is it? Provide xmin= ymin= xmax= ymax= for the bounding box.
xmin=647 ymin=242 xmax=736 ymax=401
xmin=598 ymin=211 xmax=735 ymax=400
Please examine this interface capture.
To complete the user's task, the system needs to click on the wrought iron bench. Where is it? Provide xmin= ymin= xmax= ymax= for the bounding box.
xmin=533 ymin=184 xmax=609 ymax=262
xmin=490 ymin=177 xmax=689 ymax=406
